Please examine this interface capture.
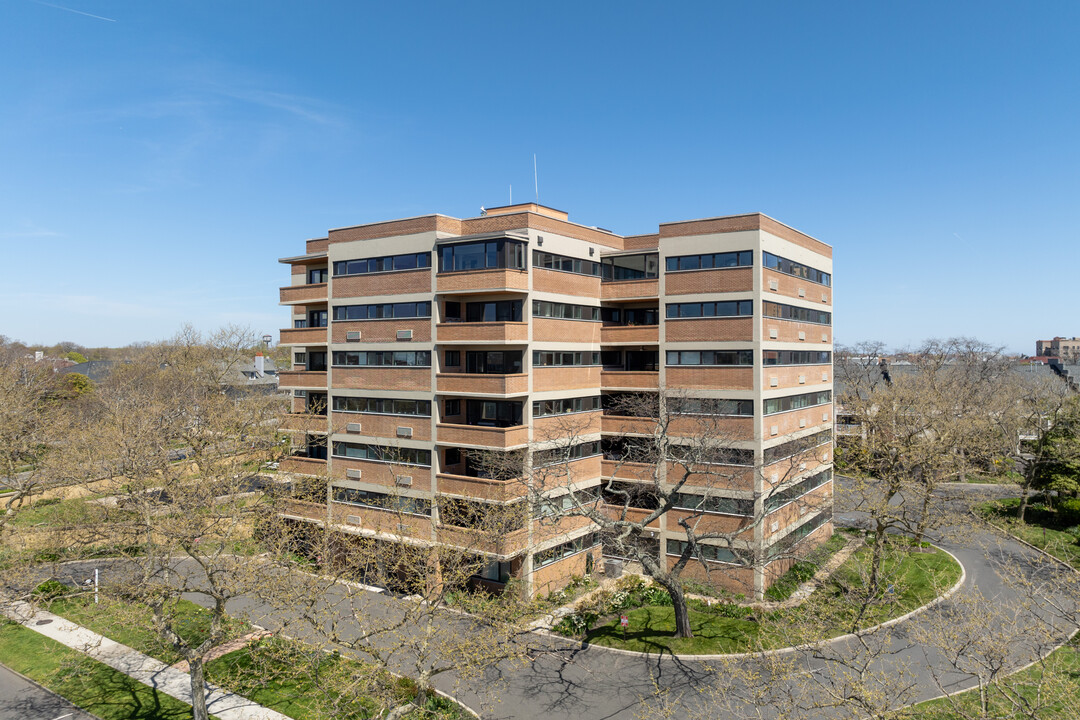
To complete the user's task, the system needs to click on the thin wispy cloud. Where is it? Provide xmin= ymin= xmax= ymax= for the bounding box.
xmin=0 ymin=221 xmax=65 ymax=240
xmin=31 ymin=0 xmax=116 ymax=22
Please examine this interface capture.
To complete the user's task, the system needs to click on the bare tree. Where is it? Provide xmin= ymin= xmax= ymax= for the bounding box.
xmin=483 ymin=388 xmax=833 ymax=638
xmin=835 ymin=338 xmax=1014 ymax=596
xmin=63 ymin=326 xmax=287 ymax=720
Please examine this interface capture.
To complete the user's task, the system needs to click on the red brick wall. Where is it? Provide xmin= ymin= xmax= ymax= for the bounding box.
xmin=665 ymin=317 xmax=753 ymax=342
xmin=331 ymin=319 xmax=432 ymax=343
xmin=665 ymin=367 xmax=753 ymax=390
xmin=665 ymin=268 xmax=753 ymax=295
xmin=332 ymin=270 xmax=432 ymax=298
xmin=333 ymin=367 xmax=431 ymax=391
xmin=763 ymin=268 xmax=831 ymax=305
xmin=534 ymin=366 xmax=602 ymax=391
xmin=533 ymin=268 xmax=601 ymax=298
xmin=533 ymin=318 xmax=601 ymax=343
xmin=330 ymin=412 xmax=432 ymax=442
xmin=763 ymin=365 xmax=831 ymax=389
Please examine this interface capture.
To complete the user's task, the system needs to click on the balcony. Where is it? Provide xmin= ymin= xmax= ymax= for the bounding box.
xmin=601 ymin=503 xmax=661 ymax=529
xmin=280 ymin=327 xmax=328 ymax=345
xmin=600 ymin=370 xmax=660 ymax=390
xmin=279 ymin=456 xmax=327 ymax=476
xmin=278 ymin=370 xmax=328 ymax=388
xmin=436 ymin=322 xmax=528 ymax=343
xmin=600 ymin=324 xmax=659 ymax=344
xmin=601 ymin=415 xmax=657 ymax=435
xmin=601 ymin=279 xmax=659 ymax=300
xmin=280 ymin=283 xmax=328 ymax=305
xmin=436 ymin=269 xmax=529 ymax=294
xmin=280 ymin=413 xmax=329 ymax=434
xmin=437 ymin=524 xmax=530 ymax=557
xmin=437 ymin=423 xmax=529 ymax=449
xmin=436 ymin=473 xmax=527 ymax=502
xmin=437 ymin=373 xmax=528 ymax=395
xmin=533 ymin=366 xmax=601 ymax=392
xmin=601 ymin=459 xmax=656 ymax=482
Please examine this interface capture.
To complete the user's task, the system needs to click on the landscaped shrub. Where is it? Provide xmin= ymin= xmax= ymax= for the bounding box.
xmin=32 ymin=579 xmax=71 ymax=599
xmin=1058 ymin=498 xmax=1080 ymax=526
xmin=641 ymin=586 xmax=673 ymax=606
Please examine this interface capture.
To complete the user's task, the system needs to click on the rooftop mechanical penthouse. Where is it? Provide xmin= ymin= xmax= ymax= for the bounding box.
xmin=277 ymin=203 xmax=834 ymax=599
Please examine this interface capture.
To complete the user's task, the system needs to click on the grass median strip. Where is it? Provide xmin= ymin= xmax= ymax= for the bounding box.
xmin=0 ymin=618 xmax=204 ymax=720
xmin=563 ymin=541 xmax=962 ymax=655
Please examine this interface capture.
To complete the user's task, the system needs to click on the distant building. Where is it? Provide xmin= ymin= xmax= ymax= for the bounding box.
xmin=1036 ymin=337 xmax=1080 ymax=362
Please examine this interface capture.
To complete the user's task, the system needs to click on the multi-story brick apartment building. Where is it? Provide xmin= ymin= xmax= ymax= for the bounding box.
xmin=277 ymin=203 xmax=834 ymax=599
xmin=1036 ymin=337 xmax=1080 ymax=362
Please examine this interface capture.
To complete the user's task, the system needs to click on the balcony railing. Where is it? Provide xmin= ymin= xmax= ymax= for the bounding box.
xmin=279 ymin=456 xmax=328 ymax=475
xmin=437 ymin=424 xmax=529 ymax=449
xmin=436 ymin=473 xmax=527 ymax=502
xmin=280 ymin=413 xmax=330 ymax=434
xmin=601 ymin=279 xmax=659 ymax=300
xmin=600 ymin=370 xmax=660 ymax=390
xmin=279 ymin=327 xmax=328 ymax=345
xmin=436 ymin=321 xmax=528 ymax=343
xmin=436 ymin=269 xmax=529 ymax=294
xmin=280 ymin=283 xmax=328 ymax=305
xmin=278 ymin=370 xmax=328 ymax=388
xmin=600 ymin=325 xmax=659 ymax=344
xmin=436 ymin=373 xmax=529 ymax=395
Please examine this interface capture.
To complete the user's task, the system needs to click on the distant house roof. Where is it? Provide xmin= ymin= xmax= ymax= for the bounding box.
xmin=58 ymin=360 xmax=116 ymax=382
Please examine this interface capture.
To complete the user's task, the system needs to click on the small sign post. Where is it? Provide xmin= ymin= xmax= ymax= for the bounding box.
xmin=620 ymin=614 xmax=629 ymax=638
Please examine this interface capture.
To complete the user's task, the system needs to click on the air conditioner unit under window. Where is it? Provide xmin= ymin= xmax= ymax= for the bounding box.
xmin=396 ymin=476 xmax=413 ymax=486
xmin=397 ymin=329 xmax=413 ymax=340
xmin=346 ymin=423 xmax=362 ymax=433
xmin=346 ymin=331 xmax=361 ymax=341
xmin=396 ymin=426 xmax=412 ymax=438
xmin=346 ymin=468 xmax=362 ymax=479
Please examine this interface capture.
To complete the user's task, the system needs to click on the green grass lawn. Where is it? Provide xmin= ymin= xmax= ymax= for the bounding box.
xmin=6 ymin=495 xmax=115 ymax=528
xmin=48 ymin=595 xmax=249 ymax=665
xmin=205 ymin=638 xmax=466 ymax=720
xmin=978 ymin=498 xmax=1080 ymax=570
xmin=0 ymin=618 xmax=207 ymax=720
xmin=908 ymin=637 xmax=1080 ymax=719
xmin=764 ymin=532 xmax=849 ymax=601
xmin=581 ymin=543 xmax=962 ymax=655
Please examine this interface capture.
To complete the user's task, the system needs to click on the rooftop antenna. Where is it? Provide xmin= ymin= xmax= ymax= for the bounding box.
xmin=534 ymin=153 xmax=539 ymax=202
xmin=509 ymin=183 xmax=512 ymax=205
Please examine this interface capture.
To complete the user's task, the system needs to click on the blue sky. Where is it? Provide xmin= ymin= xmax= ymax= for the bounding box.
xmin=2 ymin=1 xmax=1076 ymax=353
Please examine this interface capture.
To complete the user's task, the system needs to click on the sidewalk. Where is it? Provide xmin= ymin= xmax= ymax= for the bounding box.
xmin=3 ymin=601 xmax=290 ymax=720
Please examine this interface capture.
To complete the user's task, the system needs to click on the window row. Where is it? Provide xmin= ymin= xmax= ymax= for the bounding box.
xmin=666 ymin=350 xmax=754 ymax=366
xmin=666 ymin=300 xmax=753 ymax=319
xmin=767 ymin=507 xmax=832 ymax=558
xmin=601 ymin=307 xmax=659 ymax=326
xmin=332 ymin=396 xmax=432 ymax=416
xmin=764 ymin=301 xmax=832 ymax=325
xmin=763 ymin=429 xmax=832 ymax=465
xmin=533 ymin=395 xmax=602 ymax=417
xmin=533 ymin=350 xmax=601 ymax=367
xmin=668 ymin=397 xmax=754 ymax=417
xmin=764 ymin=468 xmax=832 ymax=514
xmin=444 ymin=300 xmax=522 ymax=323
xmin=536 ymin=488 xmax=600 ymax=517
xmin=439 ymin=239 xmax=526 ymax=273
xmin=450 ymin=399 xmax=523 ymax=428
xmin=331 ymin=442 xmax=432 ymax=466
xmin=535 ymin=533 xmax=600 ymax=568
xmin=764 ymin=252 xmax=831 ymax=286
xmin=456 ymin=350 xmax=523 ymax=374
xmin=763 ymin=350 xmax=832 ymax=366
xmin=333 ymin=252 xmax=431 ymax=277
xmin=602 ymin=253 xmax=659 ymax=281
xmin=667 ymin=539 xmax=745 ymax=565
xmin=333 ymin=302 xmax=432 ymax=321
xmin=333 ymin=351 xmax=431 ymax=367
xmin=533 ymin=441 xmax=602 ymax=467
xmin=764 ymin=390 xmax=832 ymax=416
xmin=532 ymin=250 xmax=601 ymax=277
xmin=332 ymin=486 xmax=432 ymax=516
xmin=666 ymin=250 xmax=752 ymax=272
xmin=532 ymin=300 xmax=600 ymax=321
xmin=672 ymin=492 xmax=754 ymax=516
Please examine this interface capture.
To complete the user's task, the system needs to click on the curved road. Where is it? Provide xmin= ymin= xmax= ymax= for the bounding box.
xmin=26 ymin=483 xmax=1078 ymax=720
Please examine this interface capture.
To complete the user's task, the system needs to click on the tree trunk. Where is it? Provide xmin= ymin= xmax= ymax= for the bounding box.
xmin=1017 ymin=477 xmax=1032 ymax=523
xmin=189 ymin=656 xmax=209 ymax=720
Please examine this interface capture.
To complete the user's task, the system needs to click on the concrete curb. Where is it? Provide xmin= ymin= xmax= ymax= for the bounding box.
xmin=536 ymin=542 xmax=967 ymax=661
